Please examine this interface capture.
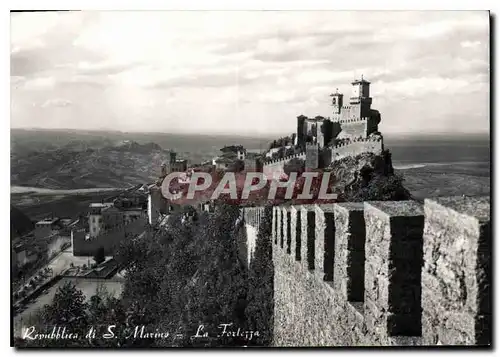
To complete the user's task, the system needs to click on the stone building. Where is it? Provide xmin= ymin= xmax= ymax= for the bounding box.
xmin=296 ymin=77 xmax=381 ymax=148
xmin=264 ymin=77 xmax=384 ymax=178
xmin=88 ymin=201 xmax=144 ymax=238
xmin=34 ymin=217 xmax=61 ymax=239
xmin=88 ymin=203 xmax=114 ymax=238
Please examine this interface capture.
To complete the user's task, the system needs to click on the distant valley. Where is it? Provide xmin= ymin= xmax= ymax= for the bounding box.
xmin=11 ymin=129 xmax=272 ymax=190
xmin=11 ymin=141 xmax=165 ymax=189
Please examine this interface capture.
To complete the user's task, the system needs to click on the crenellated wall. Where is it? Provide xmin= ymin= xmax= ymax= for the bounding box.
xmin=242 ymin=196 xmax=491 ymax=346
xmin=329 ymin=137 xmax=384 ymax=163
xmin=336 ymin=117 xmax=368 ymax=138
xmin=241 ymin=207 xmax=265 ymax=267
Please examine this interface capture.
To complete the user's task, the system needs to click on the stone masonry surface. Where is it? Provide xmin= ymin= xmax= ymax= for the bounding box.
xmin=243 ymin=196 xmax=491 ymax=346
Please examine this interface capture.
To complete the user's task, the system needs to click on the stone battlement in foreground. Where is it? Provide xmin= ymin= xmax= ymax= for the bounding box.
xmin=242 ymin=196 xmax=491 ymax=346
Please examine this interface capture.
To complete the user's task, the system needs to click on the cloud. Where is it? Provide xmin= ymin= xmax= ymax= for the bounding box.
xmin=142 ymin=67 xmax=250 ymax=89
xmin=10 ymin=11 xmax=490 ymax=135
xmin=461 ymin=40 xmax=482 ymax=48
xmin=41 ymin=98 xmax=72 ymax=108
xmin=23 ymin=76 xmax=56 ymax=90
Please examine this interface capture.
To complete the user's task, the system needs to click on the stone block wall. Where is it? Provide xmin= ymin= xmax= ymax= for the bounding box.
xmin=262 ymin=153 xmax=306 ymax=181
xmin=363 ymin=201 xmax=424 ymax=343
xmin=305 ymin=143 xmax=319 ymax=170
xmin=330 ymin=138 xmax=383 ymax=163
xmin=241 ymin=207 xmax=265 ymax=267
xmin=421 ymin=196 xmax=491 ymax=345
xmin=333 ymin=203 xmax=365 ymax=304
xmin=337 ymin=119 xmax=368 ymax=138
xmin=244 ymin=195 xmax=491 ymax=347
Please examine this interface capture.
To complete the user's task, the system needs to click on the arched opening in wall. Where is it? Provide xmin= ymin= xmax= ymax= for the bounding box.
xmin=295 ymin=211 xmax=301 ymax=261
xmin=286 ymin=211 xmax=292 ymax=255
xmin=307 ymin=211 xmax=315 ymax=270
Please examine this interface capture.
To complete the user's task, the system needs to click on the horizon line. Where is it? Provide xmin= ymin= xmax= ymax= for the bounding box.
xmin=10 ymin=127 xmax=491 ymax=138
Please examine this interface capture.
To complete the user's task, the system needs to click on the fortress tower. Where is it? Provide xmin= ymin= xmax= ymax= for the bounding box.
xmin=330 ymin=89 xmax=343 ymax=115
xmin=330 ymin=76 xmax=373 ymax=122
xmin=284 ymin=78 xmax=384 ymax=170
xmin=160 ymin=151 xmax=181 ymax=177
xmin=329 ymin=77 xmax=380 ymax=139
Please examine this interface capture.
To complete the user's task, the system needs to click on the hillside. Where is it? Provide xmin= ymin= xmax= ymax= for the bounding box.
xmin=11 ymin=140 xmax=166 ymax=189
xmin=10 ymin=205 xmax=34 ymax=239
xmin=10 ymin=129 xmax=272 ymax=190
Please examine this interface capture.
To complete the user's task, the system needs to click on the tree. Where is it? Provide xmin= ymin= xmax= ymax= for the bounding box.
xmin=16 ymin=282 xmax=90 ymax=347
xmin=42 ymin=282 xmax=88 ymax=326
xmin=94 ymin=246 xmax=105 ymax=265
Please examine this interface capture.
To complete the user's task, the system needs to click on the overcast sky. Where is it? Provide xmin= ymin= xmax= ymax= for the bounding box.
xmin=11 ymin=11 xmax=489 ymax=136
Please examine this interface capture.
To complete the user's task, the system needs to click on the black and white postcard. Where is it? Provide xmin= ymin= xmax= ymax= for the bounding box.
xmin=9 ymin=10 xmax=491 ymax=348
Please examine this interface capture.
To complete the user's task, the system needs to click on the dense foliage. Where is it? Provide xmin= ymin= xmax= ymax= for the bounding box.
xmin=267 ymin=134 xmax=296 ymax=150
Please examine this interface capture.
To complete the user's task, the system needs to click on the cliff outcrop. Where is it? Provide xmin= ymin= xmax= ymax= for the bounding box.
xmin=327 ymin=149 xmax=411 ymax=202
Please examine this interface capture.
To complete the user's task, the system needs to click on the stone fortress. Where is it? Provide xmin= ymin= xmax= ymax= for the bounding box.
xmin=263 ymin=77 xmax=384 ymax=180
xmin=242 ymin=76 xmax=491 ymax=347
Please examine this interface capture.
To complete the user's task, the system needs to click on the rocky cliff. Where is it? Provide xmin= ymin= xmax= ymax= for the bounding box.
xmin=327 ymin=149 xmax=411 ymax=202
